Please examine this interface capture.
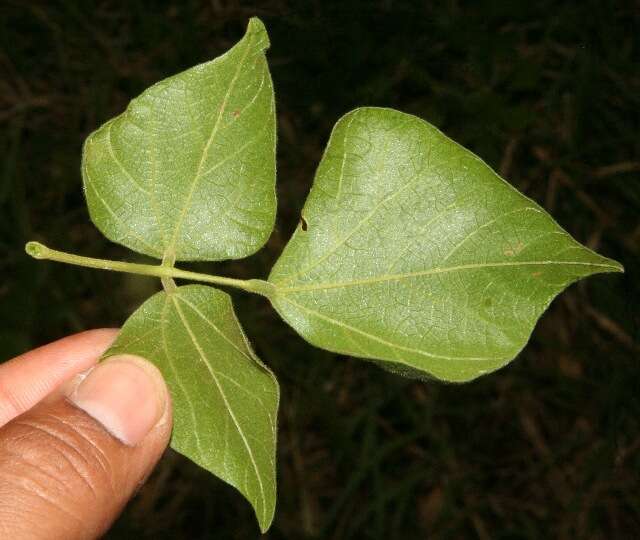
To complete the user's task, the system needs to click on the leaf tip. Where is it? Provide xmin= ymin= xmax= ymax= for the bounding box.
xmin=25 ymin=241 xmax=47 ymax=259
xmin=256 ymin=498 xmax=276 ymax=534
xmin=246 ymin=17 xmax=270 ymax=50
xmin=593 ymin=255 xmax=624 ymax=274
xmin=258 ymin=519 xmax=273 ymax=534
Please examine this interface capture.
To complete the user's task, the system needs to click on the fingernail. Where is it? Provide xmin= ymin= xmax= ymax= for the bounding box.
xmin=68 ymin=355 xmax=168 ymax=446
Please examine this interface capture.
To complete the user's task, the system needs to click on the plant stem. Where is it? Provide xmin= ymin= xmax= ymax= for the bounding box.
xmin=25 ymin=241 xmax=275 ymax=297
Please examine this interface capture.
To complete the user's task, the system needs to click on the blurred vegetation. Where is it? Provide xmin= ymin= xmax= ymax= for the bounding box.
xmin=1 ymin=1 xmax=638 ymax=538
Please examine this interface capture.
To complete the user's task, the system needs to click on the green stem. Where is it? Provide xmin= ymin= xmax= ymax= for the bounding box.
xmin=25 ymin=241 xmax=275 ymax=297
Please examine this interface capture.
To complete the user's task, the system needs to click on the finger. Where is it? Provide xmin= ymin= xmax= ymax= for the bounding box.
xmin=0 ymin=354 xmax=172 ymax=540
xmin=0 ymin=329 xmax=119 ymax=428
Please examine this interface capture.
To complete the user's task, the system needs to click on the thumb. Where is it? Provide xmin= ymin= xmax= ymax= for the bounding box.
xmin=0 ymin=354 xmax=172 ymax=540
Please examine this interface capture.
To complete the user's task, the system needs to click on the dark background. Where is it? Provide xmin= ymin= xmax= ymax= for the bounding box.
xmin=1 ymin=1 xmax=639 ymax=538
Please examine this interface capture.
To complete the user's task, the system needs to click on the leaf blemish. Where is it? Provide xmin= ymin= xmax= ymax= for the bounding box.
xmin=503 ymin=241 xmax=525 ymax=257
xmin=300 ymin=216 xmax=308 ymax=231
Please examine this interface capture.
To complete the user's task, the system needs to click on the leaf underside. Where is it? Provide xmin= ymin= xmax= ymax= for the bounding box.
xmin=269 ymin=107 xmax=623 ymax=382
xmin=82 ymin=17 xmax=276 ymax=262
xmin=106 ymin=284 xmax=279 ymax=532
xmin=75 ymin=16 xmax=622 ymax=532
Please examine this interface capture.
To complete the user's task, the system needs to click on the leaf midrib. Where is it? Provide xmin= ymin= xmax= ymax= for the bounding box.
xmin=275 ymin=259 xmax=620 ymax=294
xmin=170 ymin=292 xmax=268 ymax=527
xmin=162 ymin=31 xmax=256 ymax=262
xmin=161 ymin=296 xmax=204 ymax=458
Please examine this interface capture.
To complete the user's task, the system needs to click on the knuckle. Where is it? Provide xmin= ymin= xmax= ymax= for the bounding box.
xmin=0 ymin=376 xmax=26 ymax=424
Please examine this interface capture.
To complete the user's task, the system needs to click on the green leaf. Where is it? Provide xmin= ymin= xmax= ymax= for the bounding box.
xmin=82 ymin=17 xmax=276 ymax=262
xmin=106 ymin=284 xmax=279 ymax=532
xmin=268 ymin=107 xmax=623 ymax=382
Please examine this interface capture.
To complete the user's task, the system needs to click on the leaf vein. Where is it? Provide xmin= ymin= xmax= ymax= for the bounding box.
xmin=277 ymin=169 xmax=427 ymax=285
xmin=84 ymin=168 xmax=161 ymax=256
xmin=106 ymin=122 xmax=151 ymax=195
xmin=280 ymin=296 xmax=500 ymax=363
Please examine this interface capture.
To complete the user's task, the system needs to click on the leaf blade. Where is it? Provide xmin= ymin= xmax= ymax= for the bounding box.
xmin=106 ymin=284 xmax=279 ymax=532
xmin=269 ymin=107 xmax=622 ymax=382
xmin=83 ymin=17 xmax=276 ymax=261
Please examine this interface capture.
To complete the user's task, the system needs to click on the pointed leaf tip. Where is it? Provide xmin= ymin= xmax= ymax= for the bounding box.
xmin=246 ymin=17 xmax=270 ymax=50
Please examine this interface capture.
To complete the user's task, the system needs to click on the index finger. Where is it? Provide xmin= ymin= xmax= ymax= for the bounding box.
xmin=0 ymin=329 xmax=118 ymax=427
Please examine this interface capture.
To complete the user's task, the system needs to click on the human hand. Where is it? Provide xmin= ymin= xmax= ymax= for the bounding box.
xmin=0 ymin=329 xmax=172 ymax=539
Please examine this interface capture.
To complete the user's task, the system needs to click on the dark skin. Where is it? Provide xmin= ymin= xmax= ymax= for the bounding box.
xmin=0 ymin=329 xmax=172 ymax=539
